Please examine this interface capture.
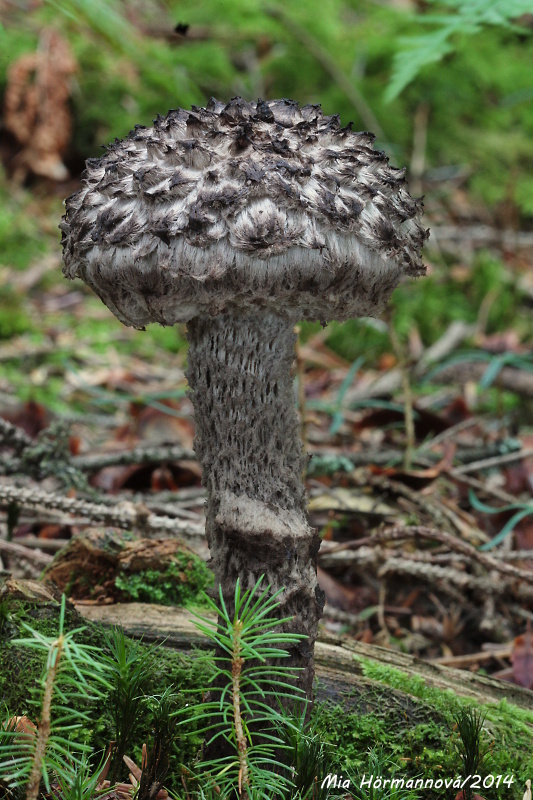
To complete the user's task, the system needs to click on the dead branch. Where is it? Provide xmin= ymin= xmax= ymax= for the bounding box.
xmin=72 ymin=444 xmax=197 ymax=471
xmin=445 ymin=469 xmax=519 ymax=504
xmin=321 ymin=525 xmax=533 ymax=586
xmin=377 ymin=557 xmax=505 ymax=595
xmin=0 ymin=483 xmax=205 ymax=539
xmin=364 ymin=472 xmax=486 ymax=542
xmin=307 ymin=438 xmax=522 ymax=477
xmin=0 ymin=539 xmax=53 ymax=566
xmin=432 ymin=362 xmax=533 ymax=398
xmin=3 ymin=537 xmax=68 ymax=552
xmin=0 ymin=441 xmax=197 ymax=477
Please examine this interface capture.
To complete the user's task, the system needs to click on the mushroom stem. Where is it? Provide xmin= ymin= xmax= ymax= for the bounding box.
xmin=186 ymin=309 xmax=324 ymax=704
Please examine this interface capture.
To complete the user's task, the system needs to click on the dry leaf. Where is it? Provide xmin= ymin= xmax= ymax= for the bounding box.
xmin=3 ymin=716 xmax=37 ymax=736
xmin=4 ymin=28 xmax=77 ymax=181
xmin=309 ymin=487 xmax=395 ymax=517
xmin=512 ymin=625 xmax=533 ymax=689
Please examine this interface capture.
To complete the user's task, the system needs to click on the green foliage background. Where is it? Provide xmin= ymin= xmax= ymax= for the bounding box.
xmin=0 ymin=0 xmax=532 ymax=395
xmin=2 ymin=0 xmax=533 ymax=208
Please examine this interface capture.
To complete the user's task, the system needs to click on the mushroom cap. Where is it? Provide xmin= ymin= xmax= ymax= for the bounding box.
xmin=61 ymin=97 xmax=428 ymax=327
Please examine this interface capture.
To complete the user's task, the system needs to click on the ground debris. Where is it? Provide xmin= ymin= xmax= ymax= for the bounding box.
xmin=4 ymin=28 xmax=76 ymax=181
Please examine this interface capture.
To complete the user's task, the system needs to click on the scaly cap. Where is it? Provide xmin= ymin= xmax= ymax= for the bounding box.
xmin=61 ymin=97 xmax=428 ymax=327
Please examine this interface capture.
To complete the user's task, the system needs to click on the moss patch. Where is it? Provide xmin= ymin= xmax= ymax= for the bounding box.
xmin=43 ymin=528 xmax=213 ymax=606
xmin=114 ymin=550 xmax=213 ymax=606
xmin=313 ymin=657 xmax=533 ymax=799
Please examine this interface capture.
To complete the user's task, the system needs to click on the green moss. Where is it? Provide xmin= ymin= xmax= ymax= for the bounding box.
xmin=0 ymin=172 xmax=61 ymax=272
xmin=114 ymin=551 xmax=213 ymax=607
xmin=0 ymin=593 xmax=212 ymax=791
xmin=311 ymin=656 xmax=533 ymax=799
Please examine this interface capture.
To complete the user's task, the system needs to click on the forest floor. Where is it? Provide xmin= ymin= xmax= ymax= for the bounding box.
xmin=2 ymin=203 xmax=533 ymax=694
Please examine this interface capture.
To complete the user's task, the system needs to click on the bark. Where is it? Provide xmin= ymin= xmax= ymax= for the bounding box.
xmin=185 ymin=309 xmax=324 ymax=705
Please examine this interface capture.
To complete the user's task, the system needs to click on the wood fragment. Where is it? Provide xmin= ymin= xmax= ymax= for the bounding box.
xmin=0 ymin=539 xmax=53 ymax=565
xmin=323 ymin=525 xmax=533 ymax=586
xmin=432 ymin=362 xmax=533 ymax=399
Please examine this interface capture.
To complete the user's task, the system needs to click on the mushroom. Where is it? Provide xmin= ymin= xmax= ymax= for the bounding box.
xmin=61 ymin=97 xmax=428 ymax=711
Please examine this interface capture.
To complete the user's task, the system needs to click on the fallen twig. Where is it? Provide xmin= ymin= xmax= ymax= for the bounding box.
xmin=431 ymin=646 xmax=512 ymax=668
xmin=0 ymin=483 xmax=205 ymax=538
xmin=446 ymin=470 xmax=519 ymax=505
xmin=319 ymin=544 xmax=527 ymax=598
xmin=429 ymin=225 xmax=533 ymax=253
xmin=364 ymin=473 xmax=486 ymax=542
xmin=432 ymin=362 xmax=533 ymax=398
xmin=72 ymin=444 xmax=197 ymax=471
xmin=3 ymin=537 xmax=69 ymax=551
xmin=321 ymin=525 xmax=533 ymax=585
xmin=343 ymin=321 xmax=476 ymax=404
xmin=453 ymin=446 xmax=533 ymax=474
xmin=307 ymin=439 xmax=522 ymax=476
xmin=1 ymin=442 xmax=198 ymax=476
xmin=0 ymin=539 xmax=53 ymax=565
xmin=378 ymin=556 xmax=502 ymax=595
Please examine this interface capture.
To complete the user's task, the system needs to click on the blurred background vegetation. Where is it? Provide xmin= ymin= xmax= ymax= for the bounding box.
xmin=0 ymin=0 xmax=532 ymax=412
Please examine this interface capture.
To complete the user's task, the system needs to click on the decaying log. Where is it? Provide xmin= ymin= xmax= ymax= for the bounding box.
xmin=75 ymin=597 xmax=533 ymax=712
xmin=2 ymin=577 xmax=530 ymax=715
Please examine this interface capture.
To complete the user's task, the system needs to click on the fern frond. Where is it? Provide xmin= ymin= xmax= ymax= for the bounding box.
xmin=386 ymin=0 xmax=533 ymax=100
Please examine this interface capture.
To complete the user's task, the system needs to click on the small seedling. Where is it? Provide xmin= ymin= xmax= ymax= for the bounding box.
xmin=99 ymin=625 xmax=153 ymax=785
xmin=0 ymin=595 xmax=110 ymax=799
xmin=453 ymin=706 xmax=491 ymax=800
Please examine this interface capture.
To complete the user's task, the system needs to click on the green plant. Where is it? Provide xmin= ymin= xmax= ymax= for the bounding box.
xmin=179 ymin=577 xmax=330 ymax=800
xmin=452 ymin=707 xmax=491 ymax=800
xmin=99 ymin=626 xmax=152 ymax=785
xmin=0 ymin=289 xmax=32 ymax=340
xmin=304 ymin=356 xmax=365 ymax=435
xmin=0 ymin=598 xmax=11 ymax=637
xmin=468 ymin=489 xmax=533 ymax=550
xmin=0 ymin=601 xmax=184 ymax=798
xmin=137 ymin=687 xmax=179 ymax=800
xmin=277 ymin=703 xmax=336 ymax=800
xmin=350 ymin=747 xmax=420 ymax=800
xmin=0 ymin=596 xmax=110 ymax=800
xmin=386 ymin=0 xmax=533 ymax=101
xmin=52 ymin=751 xmax=109 ymax=800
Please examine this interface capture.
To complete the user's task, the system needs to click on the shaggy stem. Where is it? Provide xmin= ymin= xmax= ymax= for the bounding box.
xmin=186 ymin=309 xmax=324 ymax=705
xmin=26 ymin=635 xmax=63 ymax=800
